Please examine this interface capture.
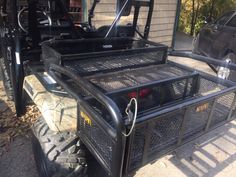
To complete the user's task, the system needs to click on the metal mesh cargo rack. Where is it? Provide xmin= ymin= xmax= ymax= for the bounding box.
xmin=44 ymin=39 xmax=236 ymax=177
xmin=42 ymin=37 xmax=168 ymax=72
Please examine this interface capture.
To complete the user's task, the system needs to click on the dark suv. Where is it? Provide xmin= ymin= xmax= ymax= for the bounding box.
xmin=193 ymin=10 xmax=236 ymax=80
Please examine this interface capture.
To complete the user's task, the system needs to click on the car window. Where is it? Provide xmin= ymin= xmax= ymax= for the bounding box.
xmin=216 ymin=11 xmax=234 ymax=25
xmin=227 ymin=14 xmax=236 ymax=27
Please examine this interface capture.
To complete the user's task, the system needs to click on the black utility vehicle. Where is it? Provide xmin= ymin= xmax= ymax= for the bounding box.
xmin=1 ymin=1 xmax=236 ymax=177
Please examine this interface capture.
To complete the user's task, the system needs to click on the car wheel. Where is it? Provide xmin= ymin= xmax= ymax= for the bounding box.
xmin=227 ymin=53 xmax=236 ymax=82
xmin=217 ymin=53 xmax=236 ymax=82
xmin=192 ymin=34 xmax=200 ymax=54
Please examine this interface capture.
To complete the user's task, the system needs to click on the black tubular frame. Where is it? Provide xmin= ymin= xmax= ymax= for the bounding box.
xmin=169 ymin=50 xmax=236 ymax=70
xmin=88 ymin=0 xmax=154 ymax=39
xmin=105 ymin=72 xmax=199 ymax=98
xmin=171 ymin=0 xmax=181 ymax=49
xmin=49 ymin=64 xmax=126 ymax=177
xmin=132 ymin=0 xmax=154 ymax=39
xmin=47 ymin=56 xmax=236 ymax=176
xmin=1 ymin=0 xmax=25 ymax=116
xmin=88 ymin=0 xmax=100 ymax=27
xmin=123 ymin=87 xmax=236 ymax=175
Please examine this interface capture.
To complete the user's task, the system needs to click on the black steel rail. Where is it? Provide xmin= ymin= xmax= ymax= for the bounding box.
xmin=49 ymin=64 xmax=126 ymax=177
xmin=170 ymin=50 xmax=236 ymax=70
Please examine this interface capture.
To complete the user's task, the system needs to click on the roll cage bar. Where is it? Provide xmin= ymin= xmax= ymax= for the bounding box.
xmin=1 ymin=0 xmax=154 ymax=40
xmin=88 ymin=0 xmax=154 ymax=39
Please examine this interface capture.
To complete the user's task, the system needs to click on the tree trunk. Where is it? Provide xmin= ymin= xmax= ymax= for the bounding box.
xmin=190 ymin=0 xmax=195 ymax=36
xmin=193 ymin=0 xmax=200 ymax=35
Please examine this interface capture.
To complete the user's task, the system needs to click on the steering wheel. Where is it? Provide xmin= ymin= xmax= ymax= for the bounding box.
xmin=18 ymin=7 xmax=52 ymax=33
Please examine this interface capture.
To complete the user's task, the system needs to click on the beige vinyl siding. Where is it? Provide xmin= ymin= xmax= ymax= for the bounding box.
xmin=88 ymin=0 xmax=177 ymax=46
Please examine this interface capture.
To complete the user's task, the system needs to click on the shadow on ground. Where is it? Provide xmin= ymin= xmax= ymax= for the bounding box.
xmin=132 ymin=121 xmax=236 ymax=177
xmin=169 ymin=121 xmax=236 ymax=177
xmin=0 ymin=98 xmax=39 ymax=177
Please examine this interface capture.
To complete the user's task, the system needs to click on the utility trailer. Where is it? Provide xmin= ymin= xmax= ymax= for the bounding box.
xmin=1 ymin=0 xmax=236 ymax=177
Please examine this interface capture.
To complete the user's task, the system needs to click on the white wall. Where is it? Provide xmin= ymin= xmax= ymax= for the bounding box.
xmin=88 ymin=0 xmax=177 ymax=46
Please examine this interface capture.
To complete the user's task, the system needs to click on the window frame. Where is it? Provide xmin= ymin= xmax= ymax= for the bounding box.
xmin=226 ymin=13 xmax=236 ymax=28
xmin=215 ymin=11 xmax=235 ymax=26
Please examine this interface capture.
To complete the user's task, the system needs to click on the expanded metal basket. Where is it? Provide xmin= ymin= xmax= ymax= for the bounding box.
xmin=46 ymin=39 xmax=236 ymax=176
xmin=42 ymin=37 xmax=168 ymax=72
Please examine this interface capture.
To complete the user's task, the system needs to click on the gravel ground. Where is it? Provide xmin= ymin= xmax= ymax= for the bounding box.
xmin=0 ymin=136 xmax=39 ymax=177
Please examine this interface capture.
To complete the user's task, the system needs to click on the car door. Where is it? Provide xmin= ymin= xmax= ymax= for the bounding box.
xmin=198 ymin=11 xmax=234 ymax=57
xmin=210 ymin=12 xmax=236 ymax=59
xmin=225 ymin=14 xmax=236 ymax=57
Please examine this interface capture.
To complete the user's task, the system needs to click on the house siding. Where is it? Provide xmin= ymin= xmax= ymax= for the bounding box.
xmin=88 ymin=0 xmax=177 ymax=46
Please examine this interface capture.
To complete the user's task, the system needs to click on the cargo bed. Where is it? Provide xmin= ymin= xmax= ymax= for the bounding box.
xmin=43 ymin=38 xmax=236 ymax=176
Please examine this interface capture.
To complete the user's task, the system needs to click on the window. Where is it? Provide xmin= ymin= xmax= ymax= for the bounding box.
xmin=216 ymin=11 xmax=234 ymax=25
xmin=69 ymin=0 xmax=82 ymax=23
xmin=227 ymin=14 xmax=236 ymax=27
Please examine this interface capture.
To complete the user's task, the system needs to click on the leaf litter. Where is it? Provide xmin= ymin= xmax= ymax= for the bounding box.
xmin=0 ymin=81 xmax=41 ymax=156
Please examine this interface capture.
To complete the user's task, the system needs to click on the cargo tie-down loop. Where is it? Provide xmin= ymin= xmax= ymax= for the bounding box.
xmin=123 ymin=98 xmax=138 ymax=137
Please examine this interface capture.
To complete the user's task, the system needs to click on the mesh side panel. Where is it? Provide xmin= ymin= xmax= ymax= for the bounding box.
xmin=198 ymin=78 xmax=225 ymax=96
xmin=211 ymin=93 xmax=235 ymax=127
xmin=128 ymin=78 xmax=234 ymax=171
xmin=183 ymin=102 xmax=213 ymax=139
xmin=88 ymin=64 xmax=190 ymax=92
xmin=79 ymin=114 xmax=113 ymax=170
xmin=148 ymin=111 xmax=183 ymax=151
xmin=232 ymin=95 xmax=236 ymax=119
xmin=128 ymin=111 xmax=184 ymax=171
xmin=64 ymin=51 xmax=165 ymax=75
xmin=129 ymin=124 xmax=146 ymax=170
xmin=170 ymin=79 xmax=188 ymax=100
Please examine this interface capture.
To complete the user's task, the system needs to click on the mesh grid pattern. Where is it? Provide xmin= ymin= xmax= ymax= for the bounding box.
xmin=64 ymin=51 xmax=165 ymax=75
xmin=87 ymin=64 xmax=190 ymax=92
xmin=128 ymin=111 xmax=184 ymax=171
xmin=149 ymin=112 xmax=183 ymax=152
xmin=183 ymin=102 xmax=213 ymax=139
xmin=198 ymin=78 xmax=225 ymax=96
xmin=211 ymin=93 xmax=235 ymax=127
xmin=79 ymin=114 xmax=113 ymax=169
xmin=126 ymin=76 xmax=235 ymax=172
xmin=129 ymin=124 xmax=146 ymax=170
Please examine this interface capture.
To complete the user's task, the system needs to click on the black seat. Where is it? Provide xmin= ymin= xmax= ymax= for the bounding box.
xmin=77 ymin=25 xmax=135 ymax=38
xmin=38 ymin=25 xmax=81 ymax=40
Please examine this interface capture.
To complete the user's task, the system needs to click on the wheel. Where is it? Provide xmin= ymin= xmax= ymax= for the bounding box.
xmin=18 ymin=7 xmax=52 ymax=33
xmin=32 ymin=117 xmax=87 ymax=177
xmin=0 ymin=56 xmax=13 ymax=100
xmin=217 ymin=52 xmax=236 ymax=82
xmin=225 ymin=53 xmax=236 ymax=82
xmin=192 ymin=34 xmax=200 ymax=54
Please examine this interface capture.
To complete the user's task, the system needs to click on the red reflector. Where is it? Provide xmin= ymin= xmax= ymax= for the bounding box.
xmin=128 ymin=88 xmax=152 ymax=99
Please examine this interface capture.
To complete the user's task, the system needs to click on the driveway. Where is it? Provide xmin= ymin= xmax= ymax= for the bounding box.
xmin=174 ymin=31 xmax=194 ymax=51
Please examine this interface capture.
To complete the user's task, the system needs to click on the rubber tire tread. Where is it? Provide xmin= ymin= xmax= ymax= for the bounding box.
xmin=32 ymin=117 xmax=87 ymax=177
xmin=0 ymin=57 xmax=13 ymax=100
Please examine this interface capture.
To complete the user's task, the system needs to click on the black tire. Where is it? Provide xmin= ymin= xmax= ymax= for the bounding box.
xmin=225 ymin=53 xmax=236 ymax=82
xmin=0 ymin=56 xmax=13 ymax=100
xmin=192 ymin=34 xmax=200 ymax=54
xmin=32 ymin=117 xmax=87 ymax=177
